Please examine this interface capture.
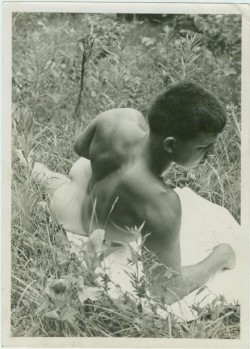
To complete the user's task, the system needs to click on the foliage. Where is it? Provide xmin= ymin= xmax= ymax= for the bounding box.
xmin=11 ymin=13 xmax=241 ymax=337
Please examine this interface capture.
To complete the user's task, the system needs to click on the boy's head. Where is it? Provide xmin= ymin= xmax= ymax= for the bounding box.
xmin=147 ymin=81 xmax=227 ymax=169
xmin=147 ymin=81 xmax=227 ymax=141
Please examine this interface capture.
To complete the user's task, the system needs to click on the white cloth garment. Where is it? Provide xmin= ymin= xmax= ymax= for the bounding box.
xmin=65 ymin=186 xmax=242 ymax=322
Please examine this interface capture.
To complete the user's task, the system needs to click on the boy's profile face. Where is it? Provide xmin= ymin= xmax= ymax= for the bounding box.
xmin=172 ymin=132 xmax=219 ymax=170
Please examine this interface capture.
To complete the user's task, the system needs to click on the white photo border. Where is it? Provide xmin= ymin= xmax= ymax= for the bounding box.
xmin=2 ymin=2 xmax=250 ymax=348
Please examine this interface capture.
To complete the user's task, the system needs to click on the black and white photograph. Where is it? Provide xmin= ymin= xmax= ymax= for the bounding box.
xmin=2 ymin=2 xmax=250 ymax=347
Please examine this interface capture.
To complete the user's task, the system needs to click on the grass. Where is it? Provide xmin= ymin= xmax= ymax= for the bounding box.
xmin=11 ymin=13 xmax=241 ymax=337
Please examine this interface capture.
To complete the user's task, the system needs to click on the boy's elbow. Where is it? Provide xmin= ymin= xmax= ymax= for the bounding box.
xmin=73 ymin=140 xmax=81 ymax=155
xmin=73 ymin=140 xmax=90 ymax=159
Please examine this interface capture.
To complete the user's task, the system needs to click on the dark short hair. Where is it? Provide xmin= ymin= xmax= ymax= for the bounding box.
xmin=147 ymin=81 xmax=227 ymax=140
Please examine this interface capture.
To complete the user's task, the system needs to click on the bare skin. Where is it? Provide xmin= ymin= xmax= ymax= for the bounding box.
xmin=74 ymin=108 xmax=236 ymax=304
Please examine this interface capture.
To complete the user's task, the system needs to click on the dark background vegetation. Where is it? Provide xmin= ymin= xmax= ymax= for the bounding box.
xmin=11 ymin=13 xmax=241 ymax=337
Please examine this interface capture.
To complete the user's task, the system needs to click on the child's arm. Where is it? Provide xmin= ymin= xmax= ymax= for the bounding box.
xmin=144 ymin=190 xmax=236 ymax=304
xmin=159 ymin=244 xmax=235 ymax=305
xmin=74 ymin=119 xmax=97 ymax=158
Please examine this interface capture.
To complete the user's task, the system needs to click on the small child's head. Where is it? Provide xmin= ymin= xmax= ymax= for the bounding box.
xmin=147 ymin=81 xmax=227 ymax=169
xmin=147 ymin=81 xmax=227 ymax=141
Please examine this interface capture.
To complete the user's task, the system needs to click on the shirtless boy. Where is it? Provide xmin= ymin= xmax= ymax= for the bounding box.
xmin=36 ymin=81 xmax=236 ymax=304
xmin=72 ymin=81 xmax=236 ymax=303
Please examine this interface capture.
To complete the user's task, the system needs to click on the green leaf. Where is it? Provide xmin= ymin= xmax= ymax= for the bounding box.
xmin=44 ymin=309 xmax=60 ymax=321
xmin=77 ymin=285 xmax=102 ymax=304
xmin=60 ymin=305 xmax=78 ymax=323
xmin=24 ymin=111 xmax=33 ymax=135
xmin=45 ymin=279 xmax=67 ymax=296
xmin=141 ymin=37 xmax=156 ymax=47
xmin=45 ymin=276 xmax=76 ymax=298
xmin=54 ymin=231 xmax=68 ymax=246
xmin=36 ymin=298 xmax=51 ymax=315
xmin=149 ymin=261 xmax=163 ymax=273
xmin=223 ymin=67 xmax=237 ymax=77
xmin=34 ymin=240 xmax=48 ymax=250
xmin=112 ymin=298 xmax=131 ymax=311
xmin=88 ymin=229 xmax=105 ymax=254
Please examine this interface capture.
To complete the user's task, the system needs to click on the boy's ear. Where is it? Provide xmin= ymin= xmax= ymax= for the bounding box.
xmin=163 ymin=137 xmax=176 ymax=154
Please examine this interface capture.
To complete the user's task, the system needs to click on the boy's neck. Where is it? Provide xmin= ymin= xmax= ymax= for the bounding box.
xmin=142 ymin=133 xmax=173 ymax=177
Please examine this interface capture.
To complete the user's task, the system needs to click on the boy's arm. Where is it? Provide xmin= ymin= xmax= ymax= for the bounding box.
xmin=151 ymin=244 xmax=235 ymax=305
xmin=74 ymin=119 xmax=97 ymax=158
xmin=145 ymin=191 xmax=235 ymax=304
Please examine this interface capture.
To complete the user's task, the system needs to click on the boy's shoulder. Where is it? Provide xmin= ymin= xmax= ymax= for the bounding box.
xmin=118 ymin=172 xmax=181 ymax=239
xmin=121 ymin=168 xmax=181 ymax=218
xmin=96 ymin=108 xmax=147 ymax=128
